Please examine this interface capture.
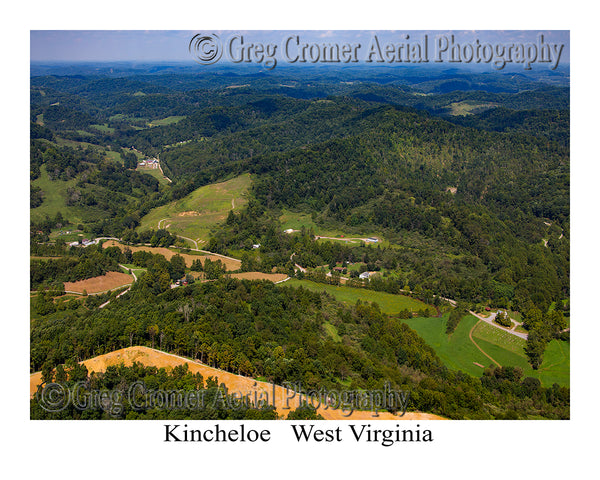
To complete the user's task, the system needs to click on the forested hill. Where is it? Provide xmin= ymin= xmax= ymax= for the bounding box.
xmin=30 ymin=66 xmax=570 ymax=419
xmin=202 ymin=106 xmax=568 ymax=312
xmin=30 ymin=68 xmax=569 ymax=314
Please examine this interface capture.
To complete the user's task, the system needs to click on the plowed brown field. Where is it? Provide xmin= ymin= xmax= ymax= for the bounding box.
xmin=102 ymin=240 xmax=241 ymax=270
xmin=229 ymin=272 xmax=288 ymax=282
xmin=63 ymin=271 xmax=133 ymax=294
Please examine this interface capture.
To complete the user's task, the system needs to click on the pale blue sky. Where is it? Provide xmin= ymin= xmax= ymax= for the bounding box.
xmin=31 ymin=30 xmax=570 ymax=64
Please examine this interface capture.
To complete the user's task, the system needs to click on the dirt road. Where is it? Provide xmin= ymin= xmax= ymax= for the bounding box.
xmin=469 ymin=320 xmax=501 ymax=367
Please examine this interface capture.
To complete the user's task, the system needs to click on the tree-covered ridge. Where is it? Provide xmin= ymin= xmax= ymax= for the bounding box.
xmin=30 ymin=69 xmax=568 ymax=158
xmin=31 ymin=361 xmax=279 ymax=420
xmin=30 ymin=277 xmax=568 ymax=419
xmin=30 ymin=69 xmax=570 ymax=419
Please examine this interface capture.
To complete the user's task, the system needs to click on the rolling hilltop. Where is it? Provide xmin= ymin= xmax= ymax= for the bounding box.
xmin=30 ymin=66 xmax=570 ymax=419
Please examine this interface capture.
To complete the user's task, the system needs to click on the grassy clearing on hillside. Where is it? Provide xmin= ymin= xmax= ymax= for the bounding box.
xmin=90 ymin=124 xmax=115 ymax=134
xmin=108 ymin=113 xmax=147 ymax=123
xmin=102 ymin=240 xmax=242 ymax=270
xmin=403 ymin=315 xmax=491 ymax=376
xmin=31 ymin=165 xmax=104 ymax=223
xmin=228 ymin=272 xmax=287 ymax=282
xmin=137 ymin=166 xmax=170 ymax=186
xmin=285 ymin=279 xmax=428 ymax=314
xmin=104 ymin=150 xmax=123 ymax=164
xmin=535 ymin=340 xmax=570 ymax=386
xmin=323 ymin=322 xmax=341 ymax=342
xmin=54 ymin=137 xmax=100 ymax=150
xmin=63 ymin=271 xmax=134 ymax=294
xmin=472 ymin=336 xmax=569 ymax=387
xmin=472 ymin=320 xmax=526 ymax=356
xmin=403 ymin=314 xmax=569 ymax=387
xmin=139 ymin=174 xmax=251 ymax=242
xmin=279 ymin=210 xmax=386 ymax=243
xmin=447 ymin=101 xmax=498 ymax=116
xmin=119 ymin=264 xmax=147 ymax=278
xmin=279 ymin=211 xmax=319 ymax=232
xmin=147 ymin=116 xmax=186 ymax=127
xmin=124 ymin=147 xmax=144 ymax=159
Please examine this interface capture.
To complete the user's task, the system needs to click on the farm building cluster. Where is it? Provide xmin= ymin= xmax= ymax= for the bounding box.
xmin=138 ymin=158 xmax=159 ymax=169
xmin=68 ymin=238 xmax=97 ymax=247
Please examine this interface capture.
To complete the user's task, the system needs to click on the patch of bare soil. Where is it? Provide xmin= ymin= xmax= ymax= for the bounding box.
xmin=102 ymin=240 xmax=241 ymax=270
xmin=63 ymin=271 xmax=133 ymax=294
xmin=30 ymin=347 xmax=445 ymax=420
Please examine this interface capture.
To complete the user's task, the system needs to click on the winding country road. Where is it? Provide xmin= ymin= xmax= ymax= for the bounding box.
xmin=469 ymin=310 xmax=528 ymax=340
xmin=156 ymin=154 xmax=172 ymax=183
xmin=124 ymin=219 xmax=530 ymax=342
xmin=98 ymin=265 xmax=137 ymax=308
xmin=314 ymin=235 xmax=378 ymax=243
xmin=176 ymin=235 xmax=199 ymax=250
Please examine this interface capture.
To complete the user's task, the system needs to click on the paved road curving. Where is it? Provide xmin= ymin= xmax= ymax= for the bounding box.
xmin=469 ymin=311 xmax=528 ymax=340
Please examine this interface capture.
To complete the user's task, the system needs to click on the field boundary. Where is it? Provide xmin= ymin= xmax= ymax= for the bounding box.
xmin=469 ymin=319 xmax=500 ymax=367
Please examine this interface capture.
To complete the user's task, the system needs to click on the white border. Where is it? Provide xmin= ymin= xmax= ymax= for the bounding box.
xmin=4 ymin=0 xmax=597 ymax=477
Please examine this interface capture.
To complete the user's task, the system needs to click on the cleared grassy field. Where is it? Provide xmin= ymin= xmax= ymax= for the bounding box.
xmin=137 ymin=166 xmax=170 ymax=186
xmin=228 ymin=272 xmax=287 ymax=282
xmin=54 ymin=137 xmax=100 ymax=149
xmin=104 ymin=150 xmax=123 ymax=164
xmin=139 ymin=174 xmax=251 ymax=242
xmin=403 ymin=314 xmax=570 ymax=387
xmin=323 ymin=322 xmax=341 ymax=342
xmin=119 ymin=264 xmax=147 ymax=278
xmin=31 ymin=165 xmax=104 ymax=223
xmin=279 ymin=211 xmax=323 ymax=233
xmin=147 ymin=116 xmax=186 ymax=127
xmin=472 ymin=320 xmax=526 ymax=356
xmin=284 ymin=279 xmax=429 ymax=314
xmin=90 ymin=123 xmax=115 ymax=133
xmin=403 ymin=315 xmax=491 ymax=376
xmin=279 ymin=210 xmax=384 ymax=242
xmin=108 ymin=113 xmax=147 ymax=123
xmin=446 ymin=101 xmax=498 ymax=116
xmin=534 ymin=340 xmax=570 ymax=386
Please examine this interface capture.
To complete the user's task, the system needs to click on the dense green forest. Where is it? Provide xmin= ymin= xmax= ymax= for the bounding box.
xmin=30 ymin=64 xmax=569 ymax=419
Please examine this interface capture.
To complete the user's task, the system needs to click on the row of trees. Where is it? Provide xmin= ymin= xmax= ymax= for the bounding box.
xmin=30 ymin=246 xmax=121 ymax=290
xmin=31 ymin=361 xmax=280 ymax=420
xmin=522 ymin=306 xmax=568 ymax=369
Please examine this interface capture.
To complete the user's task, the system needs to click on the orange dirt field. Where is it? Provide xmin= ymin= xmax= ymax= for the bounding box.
xmin=102 ymin=240 xmax=241 ymax=270
xmin=229 ymin=272 xmax=288 ymax=282
xmin=30 ymin=346 xmax=445 ymax=420
xmin=63 ymin=271 xmax=133 ymax=294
